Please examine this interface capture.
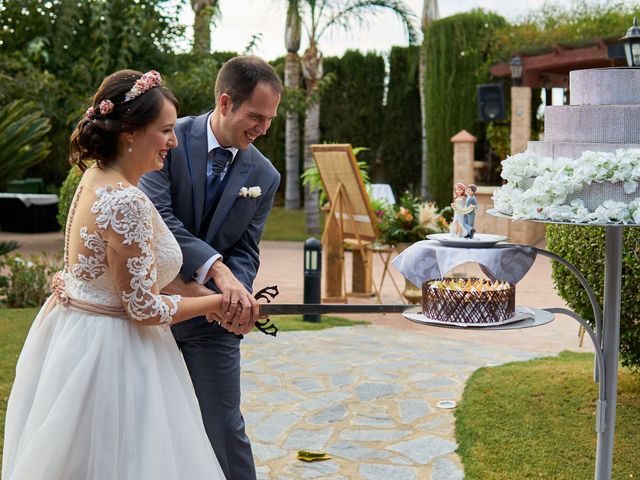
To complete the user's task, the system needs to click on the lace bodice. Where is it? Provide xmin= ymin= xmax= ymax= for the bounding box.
xmin=64 ymin=182 xmax=182 ymax=325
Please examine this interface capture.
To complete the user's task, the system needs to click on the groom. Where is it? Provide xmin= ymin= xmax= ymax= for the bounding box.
xmin=139 ymin=56 xmax=282 ymax=480
xmin=464 ymin=183 xmax=478 ymax=238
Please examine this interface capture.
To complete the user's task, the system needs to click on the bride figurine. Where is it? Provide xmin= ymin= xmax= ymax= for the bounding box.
xmin=1 ymin=70 xmax=243 ymax=480
xmin=450 ymin=182 xmax=476 ymax=238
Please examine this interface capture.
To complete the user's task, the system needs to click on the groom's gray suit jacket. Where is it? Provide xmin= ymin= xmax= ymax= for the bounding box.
xmin=139 ymin=111 xmax=280 ymax=292
xmin=139 ymin=111 xmax=279 ymax=480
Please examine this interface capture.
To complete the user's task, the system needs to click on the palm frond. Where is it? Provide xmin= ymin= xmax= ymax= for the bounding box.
xmin=318 ymin=0 xmax=419 ymax=44
xmin=0 ymin=101 xmax=52 ymax=188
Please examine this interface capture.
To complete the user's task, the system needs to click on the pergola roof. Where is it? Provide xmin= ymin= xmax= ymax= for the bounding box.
xmin=490 ymin=41 xmax=627 ymax=88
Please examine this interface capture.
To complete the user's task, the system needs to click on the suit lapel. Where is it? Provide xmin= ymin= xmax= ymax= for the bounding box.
xmin=185 ymin=113 xmax=211 ymax=234
xmin=206 ymin=149 xmax=255 ymax=242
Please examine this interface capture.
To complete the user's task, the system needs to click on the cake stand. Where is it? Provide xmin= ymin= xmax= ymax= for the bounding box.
xmin=392 ymin=222 xmax=635 ymax=480
xmin=485 ymin=210 xmax=639 ymax=480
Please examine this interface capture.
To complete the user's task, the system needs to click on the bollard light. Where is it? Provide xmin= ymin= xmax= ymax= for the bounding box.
xmin=622 ymin=17 xmax=640 ymax=67
xmin=303 ymin=238 xmax=322 ymax=323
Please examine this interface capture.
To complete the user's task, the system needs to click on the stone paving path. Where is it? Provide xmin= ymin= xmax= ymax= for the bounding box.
xmin=241 ymin=325 xmax=548 ymax=480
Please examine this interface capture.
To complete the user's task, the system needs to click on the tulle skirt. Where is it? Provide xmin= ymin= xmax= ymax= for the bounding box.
xmin=2 ymin=297 xmax=226 ymax=480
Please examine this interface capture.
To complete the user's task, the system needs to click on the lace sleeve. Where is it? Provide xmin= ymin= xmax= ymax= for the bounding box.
xmin=94 ymin=185 xmax=181 ymax=325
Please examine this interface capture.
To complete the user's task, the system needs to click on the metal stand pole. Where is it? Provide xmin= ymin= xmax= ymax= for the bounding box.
xmin=595 ymin=226 xmax=623 ymax=480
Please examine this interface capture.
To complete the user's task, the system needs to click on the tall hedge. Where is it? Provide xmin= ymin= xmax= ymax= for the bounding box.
xmin=320 ymin=50 xmax=385 ymax=168
xmin=379 ymin=46 xmax=421 ymax=196
xmin=424 ymin=10 xmax=507 ymax=207
xmin=253 ymin=56 xmax=286 ymax=202
xmin=546 ymin=225 xmax=640 ymax=371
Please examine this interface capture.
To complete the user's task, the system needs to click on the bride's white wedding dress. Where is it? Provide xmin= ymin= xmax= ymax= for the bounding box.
xmin=2 ymin=183 xmax=226 ymax=479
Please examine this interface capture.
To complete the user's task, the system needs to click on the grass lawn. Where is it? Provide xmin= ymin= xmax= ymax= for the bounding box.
xmin=455 ymin=351 xmax=639 ymax=479
xmin=262 ymin=206 xmax=322 ymax=242
xmin=0 ymin=308 xmax=366 ymax=471
xmin=267 ymin=315 xmax=368 ymax=331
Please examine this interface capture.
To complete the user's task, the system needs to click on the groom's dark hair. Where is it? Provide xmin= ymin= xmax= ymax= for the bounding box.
xmin=215 ymin=55 xmax=282 ymax=110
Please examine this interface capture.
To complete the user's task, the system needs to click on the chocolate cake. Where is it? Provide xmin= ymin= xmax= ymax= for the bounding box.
xmin=422 ymin=277 xmax=515 ymax=325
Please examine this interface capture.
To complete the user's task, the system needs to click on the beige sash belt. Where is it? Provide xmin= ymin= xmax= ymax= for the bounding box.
xmin=45 ymin=294 xmax=129 ymax=319
xmin=47 ymin=271 xmax=129 ymax=319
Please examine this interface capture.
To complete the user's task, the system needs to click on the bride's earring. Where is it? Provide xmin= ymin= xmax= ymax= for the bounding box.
xmin=128 ymin=140 xmax=133 ymax=153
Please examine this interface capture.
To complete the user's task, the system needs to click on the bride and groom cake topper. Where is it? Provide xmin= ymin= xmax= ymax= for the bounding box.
xmin=450 ymin=182 xmax=478 ymax=238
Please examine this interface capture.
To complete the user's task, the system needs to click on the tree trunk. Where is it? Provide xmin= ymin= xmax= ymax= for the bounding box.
xmin=420 ymin=0 xmax=439 ymax=199
xmin=302 ymin=44 xmax=323 ymax=234
xmin=192 ymin=1 xmax=216 ymax=55
xmin=303 ymin=100 xmax=321 ymax=233
xmin=419 ymin=46 xmax=429 ymax=200
xmin=284 ymin=51 xmax=301 ymax=209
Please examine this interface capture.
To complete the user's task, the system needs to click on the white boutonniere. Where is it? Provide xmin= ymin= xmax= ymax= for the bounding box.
xmin=238 ymin=186 xmax=261 ymax=198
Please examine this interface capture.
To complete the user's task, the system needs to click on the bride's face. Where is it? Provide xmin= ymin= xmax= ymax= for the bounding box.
xmin=454 ymin=185 xmax=465 ymax=196
xmin=132 ymin=98 xmax=178 ymax=173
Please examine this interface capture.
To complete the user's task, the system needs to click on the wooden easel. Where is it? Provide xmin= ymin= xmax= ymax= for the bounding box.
xmin=321 ymin=182 xmax=375 ymax=301
xmin=311 ymin=144 xmax=378 ymax=302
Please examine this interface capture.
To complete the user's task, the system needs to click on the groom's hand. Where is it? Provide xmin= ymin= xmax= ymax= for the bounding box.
xmin=208 ymin=261 xmax=259 ymax=335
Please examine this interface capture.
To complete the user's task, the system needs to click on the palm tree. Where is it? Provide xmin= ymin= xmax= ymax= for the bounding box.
xmin=294 ymin=0 xmax=418 ymax=233
xmin=419 ymin=0 xmax=439 ymax=199
xmin=284 ymin=0 xmax=302 ymax=210
xmin=191 ymin=0 xmax=220 ymax=54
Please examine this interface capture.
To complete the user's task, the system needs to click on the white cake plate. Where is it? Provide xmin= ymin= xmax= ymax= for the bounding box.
xmin=426 ymin=233 xmax=508 ymax=248
xmin=403 ymin=306 xmax=554 ymax=330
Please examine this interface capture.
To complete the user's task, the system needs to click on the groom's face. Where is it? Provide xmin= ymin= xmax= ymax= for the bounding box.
xmin=218 ymin=82 xmax=280 ymax=149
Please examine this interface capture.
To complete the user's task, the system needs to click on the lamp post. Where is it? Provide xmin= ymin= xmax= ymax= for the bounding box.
xmin=622 ymin=17 xmax=640 ymax=67
xmin=510 ymin=55 xmax=523 ymax=86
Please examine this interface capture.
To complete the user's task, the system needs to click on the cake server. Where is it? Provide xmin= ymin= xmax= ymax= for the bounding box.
xmin=259 ymin=303 xmax=416 ymax=315
xmin=252 ymin=285 xmax=417 ymax=337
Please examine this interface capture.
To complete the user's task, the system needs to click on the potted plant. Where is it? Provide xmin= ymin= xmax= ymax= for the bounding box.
xmin=375 ymin=192 xmax=449 ymax=248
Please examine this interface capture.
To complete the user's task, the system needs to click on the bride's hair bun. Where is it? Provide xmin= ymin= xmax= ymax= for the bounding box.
xmin=69 ymin=69 xmax=178 ymax=171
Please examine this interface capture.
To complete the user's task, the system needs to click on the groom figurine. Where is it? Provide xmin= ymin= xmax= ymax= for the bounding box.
xmin=464 ymin=183 xmax=478 ymax=238
xmin=139 ymin=56 xmax=282 ymax=480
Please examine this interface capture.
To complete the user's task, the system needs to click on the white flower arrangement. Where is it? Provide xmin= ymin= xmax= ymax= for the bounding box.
xmin=238 ymin=186 xmax=261 ymax=198
xmin=493 ymin=148 xmax=640 ymax=224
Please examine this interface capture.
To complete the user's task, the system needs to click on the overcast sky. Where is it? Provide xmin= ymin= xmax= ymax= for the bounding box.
xmin=174 ymin=0 xmax=587 ymax=60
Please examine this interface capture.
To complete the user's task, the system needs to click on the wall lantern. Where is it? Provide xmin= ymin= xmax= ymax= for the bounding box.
xmin=622 ymin=17 xmax=640 ymax=67
xmin=510 ymin=55 xmax=523 ymax=86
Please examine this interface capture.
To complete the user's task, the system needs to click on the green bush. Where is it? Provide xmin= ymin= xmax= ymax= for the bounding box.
xmin=380 ymin=46 xmax=421 ymax=196
xmin=320 ymin=50 xmax=385 ymax=170
xmin=546 ymin=225 xmax=640 ymax=370
xmin=424 ymin=10 xmax=507 ymax=208
xmin=0 ymin=253 xmax=62 ymax=308
xmin=0 ymin=241 xmax=20 ymax=257
xmin=57 ymin=165 xmax=85 ymax=231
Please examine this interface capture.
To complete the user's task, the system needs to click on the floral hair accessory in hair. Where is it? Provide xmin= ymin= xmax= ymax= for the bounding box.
xmin=85 ymin=107 xmax=95 ymax=120
xmin=124 ymin=70 xmax=163 ymax=102
xmin=98 ymin=100 xmax=114 ymax=115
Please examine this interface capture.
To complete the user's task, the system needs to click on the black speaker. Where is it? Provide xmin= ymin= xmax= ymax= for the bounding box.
xmin=477 ymin=83 xmax=505 ymax=122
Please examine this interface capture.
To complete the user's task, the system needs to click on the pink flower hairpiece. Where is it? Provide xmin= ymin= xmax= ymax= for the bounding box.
xmin=84 ymin=99 xmax=115 ymax=119
xmin=124 ymin=70 xmax=163 ymax=102
xmin=84 ymin=71 xmax=162 ymax=120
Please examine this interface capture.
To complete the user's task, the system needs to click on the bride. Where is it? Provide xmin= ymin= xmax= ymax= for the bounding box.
xmin=1 ymin=70 xmax=253 ymax=479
